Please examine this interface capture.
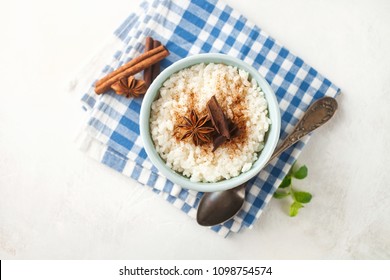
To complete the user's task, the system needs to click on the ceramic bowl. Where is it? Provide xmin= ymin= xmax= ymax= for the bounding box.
xmin=140 ymin=53 xmax=280 ymax=192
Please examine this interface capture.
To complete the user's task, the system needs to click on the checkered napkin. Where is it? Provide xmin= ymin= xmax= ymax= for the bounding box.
xmin=73 ymin=0 xmax=340 ymax=237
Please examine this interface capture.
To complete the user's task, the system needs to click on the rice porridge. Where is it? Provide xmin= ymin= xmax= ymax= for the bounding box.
xmin=150 ymin=63 xmax=270 ymax=183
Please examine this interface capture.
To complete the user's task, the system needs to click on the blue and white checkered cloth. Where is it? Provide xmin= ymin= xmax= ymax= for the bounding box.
xmin=73 ymin=0 xmax=340 ymax=237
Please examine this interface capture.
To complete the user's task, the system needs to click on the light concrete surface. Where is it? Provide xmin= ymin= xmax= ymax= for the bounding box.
xmin=0 ymin=0 xmax=389 ymax=259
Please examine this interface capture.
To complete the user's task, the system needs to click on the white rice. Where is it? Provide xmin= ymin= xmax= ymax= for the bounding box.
xmin=150 ymin=63 xmax=270 ymax=183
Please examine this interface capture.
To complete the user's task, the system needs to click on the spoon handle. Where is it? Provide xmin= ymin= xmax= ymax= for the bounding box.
xmin=269 ymin=97 xmax=338 ymax=162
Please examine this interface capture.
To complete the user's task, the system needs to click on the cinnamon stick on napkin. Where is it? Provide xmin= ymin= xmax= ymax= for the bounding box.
xmin=144 ymin=36 xmax=162 ymax=88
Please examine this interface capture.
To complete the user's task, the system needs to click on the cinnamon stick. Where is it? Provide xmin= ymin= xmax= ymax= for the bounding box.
xmin=207 ymin=96 xmax=230 ymax=140
xmin=152 ymin=40 xmax=162 ymax=81
xmin=212 ymin=119 xmax=239 ymax=151
xmin=95 ymin=45 xmax=164 ymax=88
xmin=95 ymin=45 xmax=169 ymax=94
xmin=143 ymin=36 xmax=154 ymax=87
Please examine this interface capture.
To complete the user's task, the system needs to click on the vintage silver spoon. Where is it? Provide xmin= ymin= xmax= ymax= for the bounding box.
xmin=196 ymin=97 xmax=338 ymax=226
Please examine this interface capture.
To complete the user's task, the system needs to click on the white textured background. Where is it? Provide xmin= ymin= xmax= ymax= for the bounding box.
xmin=0 ymin=0 xmax=389 ymax=259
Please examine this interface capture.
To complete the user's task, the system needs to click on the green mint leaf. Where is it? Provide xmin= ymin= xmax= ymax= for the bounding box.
xmin=293 ymin=165 xmax=308 ymax=179
xmin=278 ymin=176 xmax=291 ymax=189
xmin=273 ymin=190 xmax=290 ymax=199
xmin=289 ymin=201 xmax=303 ymax=217
xmin=294 ymin=191 xmax=312 ymax=203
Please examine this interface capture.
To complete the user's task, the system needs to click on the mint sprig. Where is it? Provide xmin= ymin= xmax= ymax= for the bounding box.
xmin=273 ymin=162 xmax=312 ymax=217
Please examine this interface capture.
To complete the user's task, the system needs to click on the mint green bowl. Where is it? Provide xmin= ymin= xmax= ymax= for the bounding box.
xmin=140 ymin=53 xmax=280 ymax=192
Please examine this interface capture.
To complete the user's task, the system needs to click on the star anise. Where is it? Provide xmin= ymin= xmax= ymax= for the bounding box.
xmin=178 ymin=110 xmax=214 ymax=146
xmin=111 ymin=76 xmax=147 ymax=98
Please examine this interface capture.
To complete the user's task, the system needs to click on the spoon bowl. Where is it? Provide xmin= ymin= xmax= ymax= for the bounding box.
xmin=197 ymin=184 xmax=246 ymax=227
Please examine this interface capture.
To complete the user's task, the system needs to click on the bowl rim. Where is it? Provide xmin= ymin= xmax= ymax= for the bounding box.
xmin=140 ymin=53 xmax=280 ymax=192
